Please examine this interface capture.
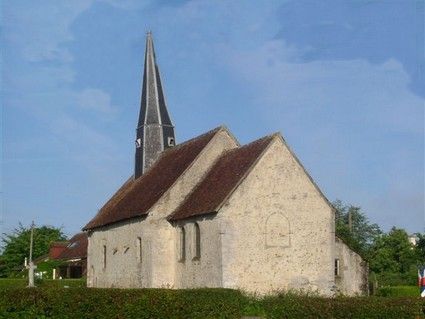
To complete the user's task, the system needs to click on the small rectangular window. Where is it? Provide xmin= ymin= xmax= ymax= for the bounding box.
xmin=137 ymin=237 xmax=142 ymax=263
xmin=103 ymin=245 xmax=107 ymax=269
xmin=334 ymin=259 xmax=340 ymax=276
xmin=178 ymin=227 xmax=185 ymax=262
xmin=193 ymin=223 xmax=201 ymax=260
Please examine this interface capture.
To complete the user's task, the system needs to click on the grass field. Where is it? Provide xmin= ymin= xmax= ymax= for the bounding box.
xmin=377 ymin=285 xmax=420 ymax=297
xmin=0 ymin=278 xmax=86 ymax=289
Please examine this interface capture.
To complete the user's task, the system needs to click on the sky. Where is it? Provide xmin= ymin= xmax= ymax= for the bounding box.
xmin=1 ymin=0 xmax=424 ymax=238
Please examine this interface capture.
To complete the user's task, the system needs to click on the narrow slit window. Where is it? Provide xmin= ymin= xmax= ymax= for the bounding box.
xmin=103 ymin=245 xmax=107 ymax=269
xmin=193 ymin=223 xmax=201 ymax=260
xmin=335 ymin=259 xmax=340 ymax=276
xmin=137 ymin=237 xmax=142 ymax=263
xmin=178 ymin=227 xmax=185 ymax=262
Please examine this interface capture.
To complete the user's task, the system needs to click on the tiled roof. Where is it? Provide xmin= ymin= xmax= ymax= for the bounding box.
xmin=169 ymin=135 xmax=275 ymax=221
xmin=83 ymin=127 xmax=222 ymax=230
xmin=49 ymin=241 xmax=69 ymax=259
xmin=57 ymin=233 xmax=88 ymax=260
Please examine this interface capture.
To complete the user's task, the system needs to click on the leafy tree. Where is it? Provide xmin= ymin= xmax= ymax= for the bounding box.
xmin=334 ymin=200 xmax=422 ymax=286
xmin=414 ymin=233 xmax=425 ymax=261
xmin=0 ymin=223 xmax=67 ymax=277
xmin=369 ymin=227 xmax=420 ymax=286
xmin=370 ymin=228 xmax=419 ymax=273
xmin=333 ymin=200 xmax=381 ymax=258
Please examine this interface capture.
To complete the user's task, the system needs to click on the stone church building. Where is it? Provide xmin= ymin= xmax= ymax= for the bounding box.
xmin=83 ymin=33 xmax=367 ymax=296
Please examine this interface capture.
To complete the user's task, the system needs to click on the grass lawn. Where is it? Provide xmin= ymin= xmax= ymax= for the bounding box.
xmin=377 ymin=285 xmax=421 ymax=297
xmin=0 ymin=278 xmax=86 ymax=289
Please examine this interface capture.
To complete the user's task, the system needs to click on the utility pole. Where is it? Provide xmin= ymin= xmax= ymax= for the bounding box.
xmin=27 ymin=221 xmax=36 ymax=288
xmin=348 ymin=210 xmax=353 ymax=233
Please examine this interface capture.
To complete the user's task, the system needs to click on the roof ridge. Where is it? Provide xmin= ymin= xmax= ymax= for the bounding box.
xmin=140 ymin=126 xmax=229 ymax=177
xmin=212 ymin=134 xmax=277 ymax=212
xmin=277 ymin=135 xmax=335 ymax=211
xmin=168 ymin=132 xmax=277 ymax=221
xmin=83 ymin=126 xmax=227 ymax=230
xmin=160 ymin=126 xmax=224 ymax=154
xmin=83 ymin=176 xmax=134 ymax=230
xmin=219 ymin=132 xmax=277 ymax=157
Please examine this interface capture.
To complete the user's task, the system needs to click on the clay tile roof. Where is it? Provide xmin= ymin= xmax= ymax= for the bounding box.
xmin=169 ymin=135 xmax=276 ymax=221
xmin=83 ymin=127 xmax=223 ymax=230
xmin=50 ymin=242 xmax=68 ymax=247
xmin=58 ymin=232 xmax=88 ymax=260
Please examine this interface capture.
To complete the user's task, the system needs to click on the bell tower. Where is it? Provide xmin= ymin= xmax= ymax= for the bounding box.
xmin=135 ymin=32 xmax=175 ymax=179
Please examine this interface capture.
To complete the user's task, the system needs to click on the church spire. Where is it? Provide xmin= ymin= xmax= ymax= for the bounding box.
xmin=135 ymin=32 xmax=175 ymax=179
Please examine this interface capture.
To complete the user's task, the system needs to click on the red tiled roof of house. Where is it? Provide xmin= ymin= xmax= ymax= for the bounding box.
xmin=57 ymin=232 xmax=88 ymax=260
xmin=49 ymin=242 xmax=69 ymax=259
xmin=168 ymin=135 xmax=275 ymax=221
xmin=83 ymin=127 xmax=223 ymax=230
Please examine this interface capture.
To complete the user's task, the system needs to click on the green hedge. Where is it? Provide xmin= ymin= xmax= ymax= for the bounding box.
xmin=0 ymin=288 xmax=423 ymax=319
xmin=377 ymin=286 xmax=420 ymax=297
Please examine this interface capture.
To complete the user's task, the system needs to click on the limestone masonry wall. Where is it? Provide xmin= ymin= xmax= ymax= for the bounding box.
xmin=335 ymin=237 xmax=368 ymax=295
xmin=87 ymin=131 xmax=367 ymax=296
xmin=219 ymin=137 xmax=335 ymax=295
xmin=87 ymin=129 xmax=237 ymax=288
xmin=173 ymin=215 xmax=224 ymax=288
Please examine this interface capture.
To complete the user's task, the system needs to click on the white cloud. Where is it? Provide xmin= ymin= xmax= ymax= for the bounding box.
xmin=99 ymin=0 xmax=151 ymax=10
xmin=3 ymin=0 xmax=119 ymax=163
xmin=223 ymin=40 xmax=423 ymax=135
xmin=76 ymin=88 xmax=116 ymax=114
xmin=3 ymin=0 xmax=423 ymax=233
xmin=3 ymin=0 xmax=95 ymax=63
xmin=219 ymin=39 xmax=424 ymax=231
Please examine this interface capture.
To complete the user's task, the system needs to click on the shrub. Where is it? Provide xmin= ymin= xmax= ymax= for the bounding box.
xmin=0 ymin=287 xmax=423 ymax=319
xmin=0 ymin=288 xmax=245 ymax=319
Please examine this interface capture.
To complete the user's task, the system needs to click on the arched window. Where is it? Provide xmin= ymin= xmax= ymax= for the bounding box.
xmin=265 ymin=213 xmax=290 ymax=247
xmin=103 ymin=245 xmax=107 ymax=269
xmin=137 ymin=237 xmax=142 ymax=263
xmin=193 ymin=223 xmax=201 ymax=260
xmin=178 ymin=226 xmax=186 ymax=262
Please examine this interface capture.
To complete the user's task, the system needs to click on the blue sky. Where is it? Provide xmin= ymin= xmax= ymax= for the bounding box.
xmin=1 ymin=0 xmax=424 ymax=238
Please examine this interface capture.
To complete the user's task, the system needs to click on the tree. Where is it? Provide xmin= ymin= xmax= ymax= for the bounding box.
xmin=0 ymin=223 xmax=67 ymax=277
xmin=333 ymin=200 xmax=422 ymax=286
xmin=369 ymin=227 xmax=420 ymax=286
xmin=415 ymin=233 xmax=425 ymax=261
xmin=333 ymin=200 xmax=381 ymax=258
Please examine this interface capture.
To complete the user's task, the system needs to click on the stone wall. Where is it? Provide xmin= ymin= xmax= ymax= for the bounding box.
xmin=219 ymin=136 xmax=335 ymax=295
xmin=335 ymin=237 xmax=368 ymax=295
xmin=173 ymin=215 xmax=224 ymax=288
xmin=87 ymin=130 xmax=367 ymax=296
xmin=87 ymin=128 xmax=238 ymax=288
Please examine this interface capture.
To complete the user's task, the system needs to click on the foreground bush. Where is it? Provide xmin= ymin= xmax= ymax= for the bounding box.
xmin=377 ymin=285 xmax=420 ymax=297
xmin=0 ymin=287 xmax=423 ymax=319
xmin=262 ymin=293 xmax=424 ymax=319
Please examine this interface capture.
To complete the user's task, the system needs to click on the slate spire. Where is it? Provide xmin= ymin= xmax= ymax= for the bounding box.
xmin=135 ymin=32 xmax=175 ymax=179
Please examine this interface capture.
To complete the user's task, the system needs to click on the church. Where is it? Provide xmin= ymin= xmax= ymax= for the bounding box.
xmin=83 ymin=33 xmax=368 ymax=296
